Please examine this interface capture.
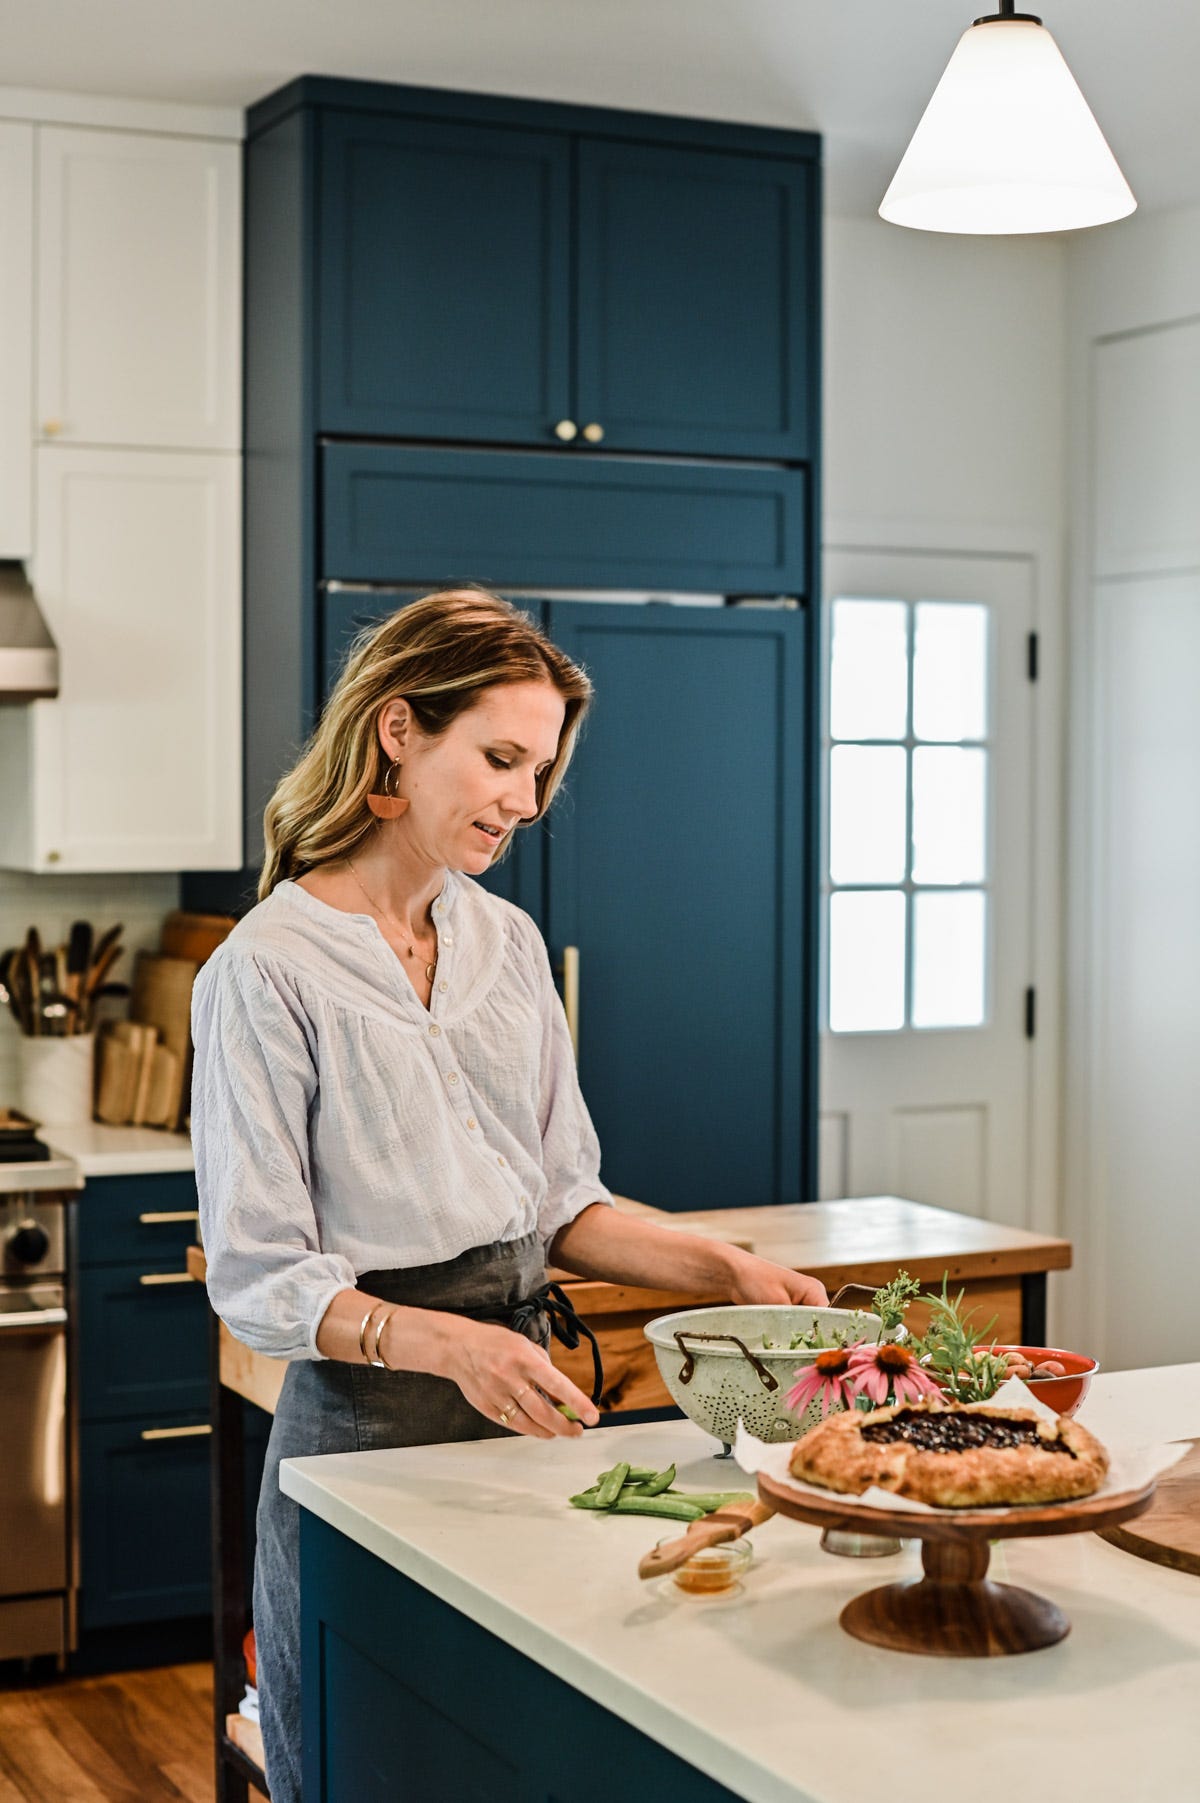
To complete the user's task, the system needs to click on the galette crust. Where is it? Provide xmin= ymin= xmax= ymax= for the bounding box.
xmin=788 ymin=1397 xmax=1109 ymax=1507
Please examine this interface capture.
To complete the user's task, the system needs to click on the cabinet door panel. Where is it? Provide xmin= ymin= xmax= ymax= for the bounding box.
xmin=0 ymin=121 xmax=32 ymax=556
xmin=545 ymin=603 xmax=811 ymax=1210
xmin=78 ymin=1259 xmax=210 ymax=1421
xmin=318 ymin=111 xmax=570 ymax=441
xmin=76 ymin=1173 xmax=200 ymax=1269
xmin=576 ymin=139 xmax=814 ymax=458
xmin=6 ymin=448 xmax=242 ymax=873
xmin=322 ymin=444 xmax=808 ymax=595
xmin=80 ymin=1417 xmax=211 ymax=1627
xmin=37 ymin=128 xmax=239 ymax=450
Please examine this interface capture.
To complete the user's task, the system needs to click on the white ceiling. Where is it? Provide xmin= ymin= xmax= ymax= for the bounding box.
xmin=1 ymin=0 xmax=1195 ymax=218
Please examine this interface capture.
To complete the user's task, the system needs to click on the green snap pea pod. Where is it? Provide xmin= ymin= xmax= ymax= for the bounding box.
xmin=609 ymin=1495 xmax=706 ymax=1522
xmin=576 ymin=1482 xmax=656 ymax=1504
xmin=624 ymin=1467 xmax=661 ymax=1483
xmin=634 ymin=1463 xmax=676 ymax=1497
xmin=555 ymin=1403 xmax=582 ymax=1422
xmin=594 ymin=1461 xmax=630 ymax=1508
xmin=570 ymin=1492 xmax=611 ymax=1510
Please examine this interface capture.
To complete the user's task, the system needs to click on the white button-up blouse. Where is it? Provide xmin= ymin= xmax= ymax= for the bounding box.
xmin=190 ymin=874 xmax=612 ymax=1360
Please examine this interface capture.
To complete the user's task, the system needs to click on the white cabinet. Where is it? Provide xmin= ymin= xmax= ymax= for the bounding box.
xmin=0 ymin=448 xmax=241 ymax=872
xmin=36 ymin=128 xmax=240 ymax=450
xmin=0 ymin=120 xmax=33 ymax=554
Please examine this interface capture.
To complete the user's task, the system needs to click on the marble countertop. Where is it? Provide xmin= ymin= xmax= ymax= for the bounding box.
xmin=40 ymin=1120 xmax=194 ymax=1177
xmin=281 ymin=1364 xmax=1200 ymax=1803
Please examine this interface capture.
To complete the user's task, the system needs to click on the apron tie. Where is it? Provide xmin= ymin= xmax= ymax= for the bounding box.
xmin=455 ymin=1280 xmax=605 ymax=1408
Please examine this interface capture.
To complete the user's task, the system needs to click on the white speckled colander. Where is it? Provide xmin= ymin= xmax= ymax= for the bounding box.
xmin=644 ymin=1304 xmax=887 ymax=1447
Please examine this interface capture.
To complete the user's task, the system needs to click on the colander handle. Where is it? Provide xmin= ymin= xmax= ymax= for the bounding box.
xmin=672 ymin=1330 xmax=780 ymax=1393
xmin=829 ymin=1283 xmax=879 ymax=1311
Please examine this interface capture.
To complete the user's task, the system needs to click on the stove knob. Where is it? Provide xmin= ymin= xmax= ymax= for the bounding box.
xmin=10 ymin=1222 xmax=50 ymax=1266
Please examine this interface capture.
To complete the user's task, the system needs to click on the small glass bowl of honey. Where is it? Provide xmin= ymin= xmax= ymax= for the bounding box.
xmin=658 ymin=1536 xmax=753 ymax=1597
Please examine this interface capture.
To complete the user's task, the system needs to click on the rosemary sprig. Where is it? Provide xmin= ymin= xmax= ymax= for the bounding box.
xmin=914 ymin=1276 xmax=1009 ymax=1402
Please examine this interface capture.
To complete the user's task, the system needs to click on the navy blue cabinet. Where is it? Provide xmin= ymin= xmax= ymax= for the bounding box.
xmin=314 ymin=95 xmax=816 ymax=458
xmin=318 ymin=110 xmax=572 ymax=443
xmin=545 ymin=602 xmax=812 ymax=1209
xmin=74 ymin=1175 xmax=211 ymax=1632
xmin=575 ymin=138 xmax=816 ymax=459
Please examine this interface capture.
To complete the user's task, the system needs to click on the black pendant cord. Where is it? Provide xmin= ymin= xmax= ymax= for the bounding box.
xmin=974 ymin=0 xmax=1043 ymax=23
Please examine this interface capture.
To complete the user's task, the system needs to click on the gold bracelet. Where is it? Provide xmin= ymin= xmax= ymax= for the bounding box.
xmin=368 ymin=1305 xmax=397 ymax=1371
xmin=359 ymin=1301 xmax=387 ymax=1363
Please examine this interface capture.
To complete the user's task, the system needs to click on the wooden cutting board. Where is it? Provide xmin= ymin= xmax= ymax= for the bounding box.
xmin=1099 ymin=1439 xmax=1200 ymax=1576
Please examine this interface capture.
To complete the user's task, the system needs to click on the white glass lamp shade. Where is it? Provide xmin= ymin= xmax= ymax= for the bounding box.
xmin=880 ymin=18 xmax=1136 ymax=234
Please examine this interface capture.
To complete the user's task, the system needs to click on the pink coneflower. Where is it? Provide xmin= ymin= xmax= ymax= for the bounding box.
xmin=846 ymin=1341 xmax=942 ymax=1408
xmin=786 ymin=1347 xmax=855 ymax=1418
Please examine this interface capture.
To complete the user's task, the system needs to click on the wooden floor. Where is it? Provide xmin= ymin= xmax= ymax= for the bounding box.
xmin=0 ymin=1663 xmax=267 ymax=1803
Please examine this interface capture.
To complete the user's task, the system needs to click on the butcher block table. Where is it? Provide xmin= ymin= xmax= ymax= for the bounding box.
xmin=547 ymin=1196 xmax=1072 ymax=1413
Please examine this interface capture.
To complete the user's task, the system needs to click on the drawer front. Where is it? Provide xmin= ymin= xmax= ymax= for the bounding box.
xmin=77 ymin=1173 xmax=200 ymax=1268
xmin=79 ymin=1415 xmax=211 ymax=1628
xmin=321 ymin=443 xmax=809 ymax=595
xmin=78 ymin=1258 xmax=209 ymax=1421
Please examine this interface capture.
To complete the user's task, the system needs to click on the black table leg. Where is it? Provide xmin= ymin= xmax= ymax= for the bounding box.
xmin=1020 ymin=1272 xmax=1047 ymax=1345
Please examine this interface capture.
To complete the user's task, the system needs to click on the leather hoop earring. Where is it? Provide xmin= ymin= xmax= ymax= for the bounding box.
xmin=367 ymin=758 xmax=409 ymax=820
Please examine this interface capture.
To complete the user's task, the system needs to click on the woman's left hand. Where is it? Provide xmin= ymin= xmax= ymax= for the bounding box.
xmin=725 ymin=1250 xmax=828 ymax=1307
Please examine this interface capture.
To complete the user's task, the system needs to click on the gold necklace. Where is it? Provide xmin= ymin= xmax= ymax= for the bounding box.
xmin=346 ymin=861 xmax=438 ymax=982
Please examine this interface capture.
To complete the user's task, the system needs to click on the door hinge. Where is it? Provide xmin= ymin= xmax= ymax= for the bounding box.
xmin=1027 ymin=632 xmax=1039 ymax=681
xmin=1024 ymin=986 xmax=1036 ymax=1039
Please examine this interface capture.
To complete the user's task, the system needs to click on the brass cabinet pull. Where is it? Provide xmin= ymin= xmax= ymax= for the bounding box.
xmin=140 ymin=1424 xmax=212 ymax=1441
xmin=42 ymin=419 xmax=63 ymax=436
xmin=138 ymin=1210 xmax=200 ymax=1225
xmin=582 ymin=422 xmax=605 ymax=443
xmin=138 ymin=1271 xmax=194 ymax=1286
xmin=562 ymin=944 xmax=580 ymax=1060
xmin=553 ymin=419 xmax=578 ymax=441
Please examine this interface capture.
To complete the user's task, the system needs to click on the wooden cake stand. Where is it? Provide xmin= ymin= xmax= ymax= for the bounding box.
xmin=758 ymin=1471 xmax=1157 ymax=1657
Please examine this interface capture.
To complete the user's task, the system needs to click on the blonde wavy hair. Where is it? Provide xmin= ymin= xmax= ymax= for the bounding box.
xmin=259 ymin=587 xmax=592 ymax=898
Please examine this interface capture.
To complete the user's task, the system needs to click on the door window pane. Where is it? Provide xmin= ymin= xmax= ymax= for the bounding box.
xmin=830 ymin=599 xmax=908 ymax=741
xmin=913 ymin=602 xmax=988 ymax=742
xmin=829 ymin=746 xmax=908 ymax=885
xmin=829 ymin=891 xmax=907 ymax=1032
xmin=912 ymin=890 xmax=986 ymax=1027
xmin=911 ymin=747 xmax=987 ymax=885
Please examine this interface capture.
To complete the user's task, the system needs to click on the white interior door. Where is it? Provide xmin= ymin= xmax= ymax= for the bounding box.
xmin=819 ymin=549 xmax=1036 ymax=1226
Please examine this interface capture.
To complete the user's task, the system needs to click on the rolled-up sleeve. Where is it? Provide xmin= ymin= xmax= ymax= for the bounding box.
xmin=527 ymin=924 xmax=613 ymax=1252
xmin=191 ymin=948 xmax=358 ymax=1359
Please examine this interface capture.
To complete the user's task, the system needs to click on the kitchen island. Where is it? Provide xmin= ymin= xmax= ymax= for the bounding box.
xmin=281 ymin=1364 xmax=1200 ymax=1803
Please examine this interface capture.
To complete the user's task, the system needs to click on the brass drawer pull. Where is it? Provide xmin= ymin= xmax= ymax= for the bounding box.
xmin=138 ymin=1211 xmax=200 ymax=1225
xmin=138 ymin=1271 xmax=194 ymax=1286
xmin=140 ymin=1424 xmax=212 ymax=1441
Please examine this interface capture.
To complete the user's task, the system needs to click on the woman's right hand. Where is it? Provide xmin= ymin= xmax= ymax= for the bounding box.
xmin=437 ymin=1318 xmax=600 ymax=1440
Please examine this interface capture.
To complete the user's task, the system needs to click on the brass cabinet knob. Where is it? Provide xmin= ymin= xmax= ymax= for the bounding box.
xmin=553 ymin=419 xmax=578 ymax=442
xmin=44 ymin=850 xmax=61 ymax=864
xmin=42 ymin=420 xmax=63 ymax=437
xmin=582 ymin=422 xmax=605 ymax=444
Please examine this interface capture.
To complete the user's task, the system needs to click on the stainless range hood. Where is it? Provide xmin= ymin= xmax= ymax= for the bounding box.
xmin=0 ymin=562 xmax=59 ymax=701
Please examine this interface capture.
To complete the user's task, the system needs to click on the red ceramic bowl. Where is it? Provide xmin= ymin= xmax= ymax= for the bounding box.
xmin=987 ymin=1345 xmax=1099 ymax=1417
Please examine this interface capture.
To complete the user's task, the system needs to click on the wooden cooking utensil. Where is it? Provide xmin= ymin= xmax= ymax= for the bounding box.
xmin=638 ymin=1499 xmax=775 ymax=1580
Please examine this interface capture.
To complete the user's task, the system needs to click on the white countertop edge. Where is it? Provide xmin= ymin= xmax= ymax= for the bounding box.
xmin=280 ymin=1460 xmax=814 ymax=1803
xmin=39 ymin=1123 xmax=194 ymax=1177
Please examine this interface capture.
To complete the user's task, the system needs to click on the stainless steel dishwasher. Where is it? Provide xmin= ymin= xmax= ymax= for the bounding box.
xmin=0 ymin=1150 xmax=82 ymax=1662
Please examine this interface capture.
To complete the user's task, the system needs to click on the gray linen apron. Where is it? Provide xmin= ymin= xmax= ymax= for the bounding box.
xmin=254 ymin=1231 xmax=558 ymax=1803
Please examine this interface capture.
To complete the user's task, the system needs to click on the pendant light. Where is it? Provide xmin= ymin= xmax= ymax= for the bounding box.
xmin=879 ymin=1 xmax=1136 ymax=235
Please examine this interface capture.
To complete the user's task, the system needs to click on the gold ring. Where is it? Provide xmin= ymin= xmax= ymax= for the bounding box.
xmin=498 ymin=1407 xmax=511 ymax=1426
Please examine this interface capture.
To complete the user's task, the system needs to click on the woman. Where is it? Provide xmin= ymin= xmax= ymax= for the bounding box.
xmin=192 ymin=587 xmax=827 ymax=1803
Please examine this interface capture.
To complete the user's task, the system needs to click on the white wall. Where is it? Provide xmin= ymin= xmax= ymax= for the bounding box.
xmin=821 ymin=215 xmax=1069 ymax=1252
xmin=0 ymin=870 xmax=178 ymax=1102
xmin=1060 ymin=203 xmax=1200 ymax=1371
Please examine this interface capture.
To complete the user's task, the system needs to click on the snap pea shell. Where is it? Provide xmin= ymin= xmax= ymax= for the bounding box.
xmin=634 ymin=1463 xmax=675 ymax=1496
xmin=594 ymin=1462 xmax=631 ymax=1508
xmin=570 ymin=1492 xmax=705 ymax=1522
